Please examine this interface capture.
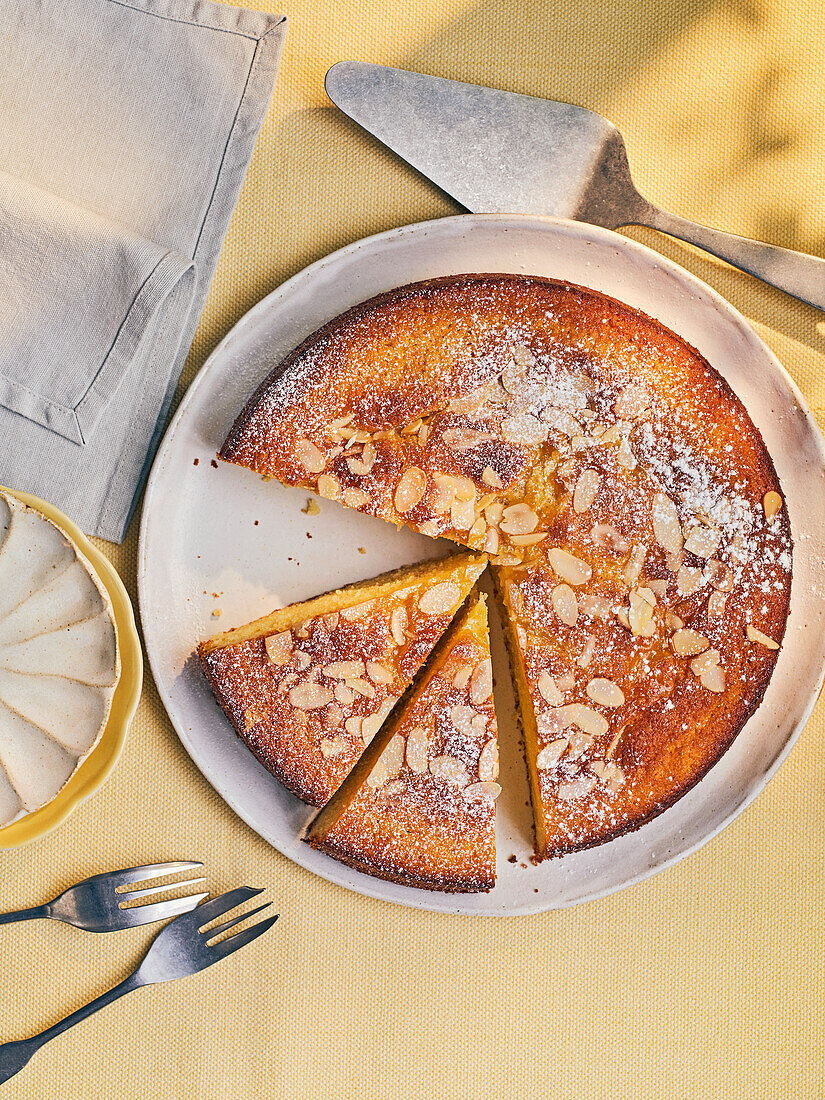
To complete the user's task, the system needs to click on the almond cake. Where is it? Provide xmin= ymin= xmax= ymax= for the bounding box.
xmin=199 ymin=552 xmax=486 ymax=806
xmin=306 ymin=592 xmax=499 ymax=892
xmin=217 ymin=273 xmax=792 ymax=867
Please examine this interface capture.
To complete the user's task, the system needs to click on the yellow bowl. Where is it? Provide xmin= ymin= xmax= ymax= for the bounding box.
xmin=0 ymin=487 xmax=142 ymax=849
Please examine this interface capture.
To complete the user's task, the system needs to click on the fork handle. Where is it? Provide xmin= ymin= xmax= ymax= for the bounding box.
xmin=0 ymin=973 xmax=141 ymax=1083
xmin=0 ymin=905 xmax=50 ymax=926
xmin=638 ymin=203 xmax=825 ymax=312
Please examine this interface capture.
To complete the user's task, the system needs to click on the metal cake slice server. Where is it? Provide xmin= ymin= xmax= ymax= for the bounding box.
xmin=325 ymin=62 xmax=825 ymax=311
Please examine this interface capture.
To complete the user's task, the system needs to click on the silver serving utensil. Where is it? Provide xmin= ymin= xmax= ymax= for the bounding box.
xmin=0 ymin=887 xmax=277 ymax=1084
xmin=0 ymin=862 xmax=207 ymax=932
xmin=325 ymin=62 xmax=825 ymax=311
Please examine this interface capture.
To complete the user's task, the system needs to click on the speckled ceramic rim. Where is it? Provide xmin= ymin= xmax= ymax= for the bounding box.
xmin=0 ymin=487 xmax=143 ymax=850
xmin=139 ymin=214 xmax=825 ymax=914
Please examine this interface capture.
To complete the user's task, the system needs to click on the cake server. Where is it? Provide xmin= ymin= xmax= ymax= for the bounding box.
xmin=0 ymin=887 xmax=277 ymax=1084
xmin=325 ymin=62 xmax=825 ymax=312
xmin=0 ymin=862 xmax=207 ymax=932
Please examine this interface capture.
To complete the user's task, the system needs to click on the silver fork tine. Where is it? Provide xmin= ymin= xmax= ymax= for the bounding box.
xmin=126 ymin=894 xmax=210 ymax=924
xmin=209 ymin=914 xmax=279 ymax=960
xmin=118 ymin=877 xmax=207 ymax=903
xmin=202 ymin=902 xmax=272 ymax=940
xmin=194 ymin=886 xmax=264 ymax=926
xmin=109 ymin=861 xmax=204 ymax=888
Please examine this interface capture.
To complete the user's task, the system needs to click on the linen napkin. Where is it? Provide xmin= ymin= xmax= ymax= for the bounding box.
xmin=0 ymin=0 xmax=286 ymax=541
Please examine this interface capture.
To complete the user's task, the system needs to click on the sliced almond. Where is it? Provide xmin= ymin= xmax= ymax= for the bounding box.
xmin=590 ymin=523 xmax=630 ymax=553
xmin=405 ymin=727 xmax=429 ymax=773
xmin=478 ymin=739 xmax=499 ymax=782
xmin=576 ymin=636 xmax=596 ymax=668
xmin=451 ymin=497 xmax=476 ymax=530
xmin=590 ymin=759 xmax=626 ymax=793
xmin=320 ymin=737 xmax=346 ymax=758
xmin=746 ymin=624 xmax=780 ymax=650
xmin=538 ymin=672 xmax=563 ymax=706
xmin=289 ymin=684 xmax=333 ymax=710
xmin=763 ymin=491 xmax=783 ymax=521
xmin=536 ymin=738 xmax=568 ymax=770
xmin=556 ymin=774 xmax=597 ymax=802
xmin=470 ymin=659 xmax=493 ymax=705
xmin=344 ymin=715 xmax=362 ymax=739
xmin=547 ymin=548 xmax=592 ymax=586
xmin=555 ymin=703 xmax=609 ymax=738
xmin=484 ymin=527 xmax=500 ymax=554
xmin=335 ymin=682 xmax=355 ymax=705
xmin=683 ymin=525 xmax=721 ymax=559
xmin=573 ymin=469 xmax=601 ymax=514
xmin=578 ymin=594 xmax=612 ymax=620
xmin=652 ymin=493 xmax=683 ymax=555
xmin=671 ymin=629 xmax=710 ymax=656
xmin=707 ymin=591 xmax=728 ymax=620
xmin=690 ymin=649 xmax=721 ymax=676
xmin=316 ymin=473 xmax=341 ymax=500
xmin=552 ymin=583 xmax=579 ymax=627
xmin=296 ymin=439 xmax=325 ymax=474
xmin=346 ymin=442 xmax=376 ymax=476
xmin=613 ymin=385 xmax=650 ymax=420
xmin=361 ymin=710 xmax=388 ymax=745
xmin=453 ymin=666 xmax=472 ymax=690
xmin=390 ymin=605 xmax=407 ymax=645
xmin=676 ymin=565 xmax=703 ymax=597
xmin=586 ymin=678 xmax=625 ymax=708
xmin=628 ymin=589 xmax=656 ymax=637
xmin=323 ymin=660 xmax=365 ymax=680
xmin=264 ymin=631 xmax=293 ymax=666
xmin=482 ymin=465 xmax=504 ymax=489
xmin=418 ymin=581 xmax=460 ymax=616
xmin=509 ymin=532 xmax=548 ymax=546
xmin=342 ymin=487 xmax=370 ymax=508
xmin=463 ymin=781 xmax=501 ymax=802
xmin=366 ymin=661 xmax=393 ymax=684
xmin=699 ymin=664 xmax=725 ymax=692
xmin=624 ymin=544 xmax=648 ymax=588
xmin=347 ymin=677 xmax=375 ymax=698
xmin=429 ymin=755 xmax=470 ymax=787
xmin=394 ymin=467 xmax=427 ymax=514
xmin=500 ymin=503 xmax=539 ymax=535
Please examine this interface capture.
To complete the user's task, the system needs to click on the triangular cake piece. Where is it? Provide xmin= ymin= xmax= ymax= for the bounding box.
xmin=199 ymin=551 xmax=486 ymax=807
xmin=306 ymin=592 xmax=500 ymax=893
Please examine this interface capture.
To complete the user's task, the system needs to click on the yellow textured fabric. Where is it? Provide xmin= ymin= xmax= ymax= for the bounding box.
xmin=2 ymin=1 xmax=824 ymax=1096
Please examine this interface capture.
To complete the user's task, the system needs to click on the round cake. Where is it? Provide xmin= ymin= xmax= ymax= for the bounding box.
xmin=220 ymin=274 xmax=792 ymax=861
xmin=0 ymin=489 xmax=120 ymax=828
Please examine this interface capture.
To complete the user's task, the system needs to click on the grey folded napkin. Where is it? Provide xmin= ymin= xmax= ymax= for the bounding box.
xmin=0 ymin=0 xmax=286 ymax=540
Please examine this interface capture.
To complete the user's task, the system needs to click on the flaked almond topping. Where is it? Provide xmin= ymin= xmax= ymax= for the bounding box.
xmin=344 ymin=715 xmax=362 ymax=738
xmin=617 ymin=437 xmax=637 ymax=470
xmin=573 ymin=468 xmax=601 ymax=514
xmin=450 ymin=705 xmax=477 ymax=736
xmin=690 ymin=649 xmax=720 ymax=676
xmin=366 ymin=661 xmax=393 ymax=684
xmin=478 ymin=739 xmax=499 ymax=781
xmin=699 ymin=664 xmax=725 ymax=692
xmin=342 ymin=487 xmax=370 ymax=508
xmin=361 ymin=711 xmax=386 ymax=744
xmin=613 ymin=385 xmax=650 ymax=420
xmin=429 ymin=755 xmax=470 ymax=787
xmin=419 ymin=520 xmax=442 ymax=538
xmin=590 ymin=523 xmax=631 ymax=553
xmin=500 ymin=503 xmax=539 ymax=535
xmin=676 ymin=565 xmax=703 ymax=597
xmin=470 ymin=658 xmax=493 ymax=705
xmin=557 ymin=774 xmax=597 ymax=802
xmin=484 ymin=527 xmax=500 ymax=554
xmin=652 ymin=493 xmax=683 ymax=555
xmin=329 ymin=413 xmax=354 ymax=430
xmin=293 ymin=649 xmax=311 ymax=668
xmin=296 ymin=438 xmax=325 ymax=474
xmin=346 ymin=441 xmax=376 ymax=476
xmin=289 ymin=683 xmax=333 ymax=710
xmin=463 ymin=781 xmax=501 ymax=803
xmin=439 ymin=473 xmax=477 ymax=501
xmin=320 ymin=737 xmax=346 ymax=758
xmin=469 ymin=516 xmax=486 ymax=540
xmin=707 ymin=591 xmax=728 ymax=619
xmin=683 ymin=525 xmax=720 ymax=559
xmin=576 ymin=636 xmax=596 ymax=668
xmin=598 ymin=424 xmax=622 ymax=445
xmin=746 ymin=624 xmax=780 ymax=650
xmin=347 ymin=677 xmax=375 ymax=698
xmin=509 ymin=532 xmax=548 ymax=546
xmin=401 ymin=417 xmax=423 ymax=435
xmin=763 ymin=491 xmax=783 ymax=521
xmin=556 ymin=671 xmax=576 ymax=692
xmin=418 ymin=580 xmax=460 ymax=615
xmin=590 ymin=759 xmax=626 ymax=792
xmin=451 ymin=497 xmax=476 ymax=530
xmin=548 ymin=548 xmax=592 ymax=586
xmin=705 ymin=560 xmax=734 ymax=592
xmin=671 ymin=628 xmax=710 ymax=656
xmin=453 ymin=666 xmax=472 ymax=689
xmin=264 ymin=631 xmax=293 ymax=666
xmin=538 ymin=672 xmax=563 ymax=705
xmin=323 ymin=660 xmax=365 ymax=680
xmin=578 ymin=593 xmax=612 ymax=620
xmin=552 ymin=582 xmax=579 ymax=626
xmin=516 ymin=623 xmax=527 ymax=649
xmin=637 ymin=586 xmax=657 ymax=607
xmin=390 ymin=605 xmax=407 ymax=645
xmin=647 ymin=579 xmax=668 ymax=599
xmin=484 ymin=501 xmax=504 ymax=524
xmin=666 ymin=611 xmax=684 ymax=632
xmin=555 ymin=703 xmax=609 ymax=738
xmin=316 ymin=473 xmax=341 ymax=500
xmin=322 ymin=612 xmax=340 ymax=631
xmin=394 ymin=467 xmax=426 ymax=513
xmin=405 ymin=727 xmax=429 ymax=773
xmin=482 ymin=465 xmax=504 ymax=489
xmin=586 ymin=678 xmax=625 ymax=708
xmin=536 ymin=738 xmax=568 ymax=769
xmin=443 ymin=428 xmax=494 ymax=451
xmin=628 ymin=589 xmax=656 ymax=637
xmin=335 ymin=682 xmax=355 ymax=705
xmin=624 ymin=543 xmax=648 ymax=588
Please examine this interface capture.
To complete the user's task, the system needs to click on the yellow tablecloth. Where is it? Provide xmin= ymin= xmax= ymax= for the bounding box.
xmin=3 ymin=1 xmax=824 ymax=1096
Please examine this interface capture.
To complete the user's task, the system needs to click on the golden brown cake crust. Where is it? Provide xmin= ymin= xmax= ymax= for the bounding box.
xmin=221 ymin=272 xmax=792 ymax=860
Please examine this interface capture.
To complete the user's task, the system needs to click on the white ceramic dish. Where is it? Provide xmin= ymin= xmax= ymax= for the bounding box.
xmin=138 ymin=214 xmax=825 ymax=915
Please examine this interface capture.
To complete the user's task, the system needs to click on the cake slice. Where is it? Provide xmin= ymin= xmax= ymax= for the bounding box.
xmin=306 ymin=592 xmax=500 ymax=893
xmin=199 ymin=551 xmax=486 ymax=807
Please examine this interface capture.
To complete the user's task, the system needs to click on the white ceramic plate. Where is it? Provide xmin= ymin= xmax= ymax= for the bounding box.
xmin=139 ymin=214 xmax=825 ymax=915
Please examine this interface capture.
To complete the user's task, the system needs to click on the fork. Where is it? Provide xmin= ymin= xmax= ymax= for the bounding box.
xmin=0 ymin=887 xmax=277 ymax=1084
xmin=0 ymin=862 xmax=207 ymax=932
